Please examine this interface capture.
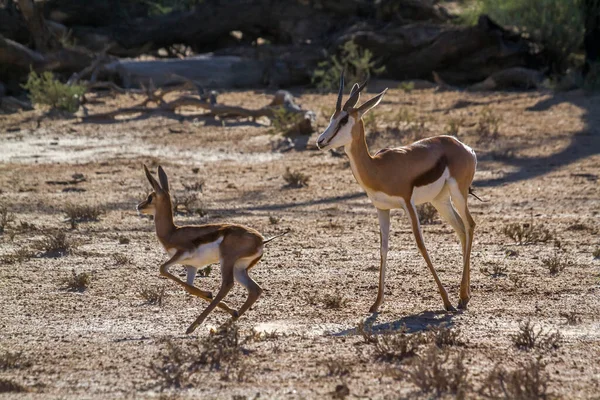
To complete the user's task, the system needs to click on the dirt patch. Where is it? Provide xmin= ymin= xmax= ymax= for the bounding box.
xmin=0 ymin=88 xmax=599 ymax=399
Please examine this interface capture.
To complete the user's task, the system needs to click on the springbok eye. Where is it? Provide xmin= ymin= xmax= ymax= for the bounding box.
xmin=340 ymin=115 xmax=349 ymax=125
xmin=147 ymin=195 xmax=153 ymax=204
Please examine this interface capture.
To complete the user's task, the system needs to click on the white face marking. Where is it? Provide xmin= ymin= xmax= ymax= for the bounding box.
xmin=411 ymin=168 xmax=450 ymax=205
xmin=316 ymin=112 xmax=354 ymax=150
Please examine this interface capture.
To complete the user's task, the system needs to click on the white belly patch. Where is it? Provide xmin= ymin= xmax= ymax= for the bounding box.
xmin=411 ymin=167 xmax=449 ymax=205
xmin=367 ymin=190 xmax=406 ymax=210
xmin=167 ymin=237 xmax=223 ymax=267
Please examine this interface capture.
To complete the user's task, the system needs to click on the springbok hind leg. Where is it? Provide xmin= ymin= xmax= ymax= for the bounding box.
xmin=233 ymin=254 xmax=264 ymax=319
xmin=186 ymin=258 xmax=236 ymax=334
xmin=448 ymin=180 xmax=476 ymax=309
xmin=159 ymin=252 xmax=236 ymax=316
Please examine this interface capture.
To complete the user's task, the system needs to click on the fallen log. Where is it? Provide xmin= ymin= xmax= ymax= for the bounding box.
xmin=83 ymin=87 xmax=316 ymax=135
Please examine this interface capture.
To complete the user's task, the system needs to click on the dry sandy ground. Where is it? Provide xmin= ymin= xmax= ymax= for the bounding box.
xmin=0 ymin=86 xmax=599 ymax=399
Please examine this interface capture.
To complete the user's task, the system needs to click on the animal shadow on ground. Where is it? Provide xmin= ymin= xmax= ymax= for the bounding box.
xmin=332 ymin=310 xmax=455 ymax=337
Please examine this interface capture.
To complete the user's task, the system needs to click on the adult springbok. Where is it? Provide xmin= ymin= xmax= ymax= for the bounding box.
xmin=316 ymin=75 xmax=477 ymax=312
xmin=137 ymin=165 xmax=284 ymax=333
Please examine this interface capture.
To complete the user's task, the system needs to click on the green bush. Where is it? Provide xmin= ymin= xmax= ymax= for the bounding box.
xmin=312 ymin=40 xmax=385 ymax=92
xmin=462 ymin=0 xmax=586 ymax=69
xmin=22 ymin=71 xmax=86 ymax=113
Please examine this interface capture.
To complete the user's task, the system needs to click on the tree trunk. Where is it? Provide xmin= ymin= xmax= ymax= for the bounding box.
xmin=17 ymin=0 xmax=60 ymax=52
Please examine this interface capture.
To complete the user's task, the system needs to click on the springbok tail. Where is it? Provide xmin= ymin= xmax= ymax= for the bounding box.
xmin=263 ymin=229 xmax=291 ymax=244
xmin=469 ymin=186 xmax=486 ymax=202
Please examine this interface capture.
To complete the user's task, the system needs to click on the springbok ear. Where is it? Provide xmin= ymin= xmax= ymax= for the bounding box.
xmin=343 ymin=79 xmax=368 ymax=110
xmin=144 ymin=164 xmax=161 ymax=192
xmin=157 ymin=166 xmax=169 ymax=192
xmin=357 ymin=89 xmax=387 ymax=116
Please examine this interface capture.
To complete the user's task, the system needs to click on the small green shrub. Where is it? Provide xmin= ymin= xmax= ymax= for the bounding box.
xmin=22 ymin=71 xmax=86 ymax=113
xmin=269 ymin=107 xmax=302 ymax=135
xmin=312 ymin=40 xmax=385 ymax=92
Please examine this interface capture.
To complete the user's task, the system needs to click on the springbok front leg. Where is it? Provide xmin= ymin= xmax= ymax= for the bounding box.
xmin=370 ymin=208 xmax=390 ymax=313
xmin=158 ymin=251 xmax=237 ymax=316
xmin=186 ymin=257 xmax=236 ymax=334
xmin=405 ymin=201 xmax=455 ymax=312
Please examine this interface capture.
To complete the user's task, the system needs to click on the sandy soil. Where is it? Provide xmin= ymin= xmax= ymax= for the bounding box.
xmin=0 ymin=86 xmax=599 ymax=399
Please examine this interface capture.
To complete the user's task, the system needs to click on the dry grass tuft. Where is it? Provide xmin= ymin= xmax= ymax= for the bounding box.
xmin=112 ymin=253 xmax=131 ymax=266
xmin=182 ymin=179 xmax=205 ymax=192
xmin=393 ymin=346 xmax=471 ymax=399
xmin=172 ymin=194 xmax=206 ymax=216
xmin=542 ymin=252 xmax=570 ymax=275
xmin=0 ymin=203 xmax=15 ymax=234
xmin=324 ymin=358 xmax=352 ymax=377
xmin=369 ymin=325 xmax=424 ymax=363
xmin=502 ymin=222 xmax=552 ymax=245
xmin=150 ymin=321 xmax=249 ymax=389
xmin=480 ymin=358 xmax=549 ymax=400
xmin=139 ymin=285 xmax=167 ymax=306
xmin=476 ymin=108 xmax=501 ymax=140
xmin=560 ymin=311 xmax=582 ymax=325
xmin=33 ymin=230 xmax=71 ymax=257
xmin=0 ymin=379 xmax=28 ymax=393
xmin=61 ymin=269 xmax=92 ymax=292
xmin=283 ymin=167 xmax=309 ymax=188
xmin=149 ymin=340 xmax=191 ymax=389
xmin=510 ymin=320 xmax=561 ymax=351
xmin=1 ymin=247 xmax=35 ymax=265
xmin=0 ymin=351 xmax=31 ymax=370
xmin=65 ymin=203 xmax=102 ymax=228
xmin=322 ymin=292 xmax=348 ymax=309
xmin=417 ymin=203 xmax=437 ymax=225
xmin=426 ymin=324 xmax=464 ymax=348
xmin=480 ymin=262 xmax=508 ymax=277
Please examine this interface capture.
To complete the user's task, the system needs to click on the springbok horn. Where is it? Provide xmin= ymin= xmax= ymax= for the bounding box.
xmin=336 ymin=70 xmax=345 ymax=111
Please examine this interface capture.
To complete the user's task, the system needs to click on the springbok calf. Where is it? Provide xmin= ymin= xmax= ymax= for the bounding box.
xmin=137 ymin=165 xmax=284 ymax=333
xmin=316 ymin=75 xmax=477 ymax=312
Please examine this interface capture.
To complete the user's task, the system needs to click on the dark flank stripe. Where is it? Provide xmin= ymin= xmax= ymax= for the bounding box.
xmin=413 ymin=155 xmax=448 ymax=187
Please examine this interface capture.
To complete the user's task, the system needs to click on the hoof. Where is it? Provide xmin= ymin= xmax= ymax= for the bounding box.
xmin=457 ymin=298 xmax=469 ymax=310
xmin=445 ymin=304 xmax=458 ymax=313
xmin=369 ymin=305 xmax=380 ymax=313
xmin=231 ymin=310 xmax=240 ymax=320
xmin=185 ymin=324 xmax=198 ymax=334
